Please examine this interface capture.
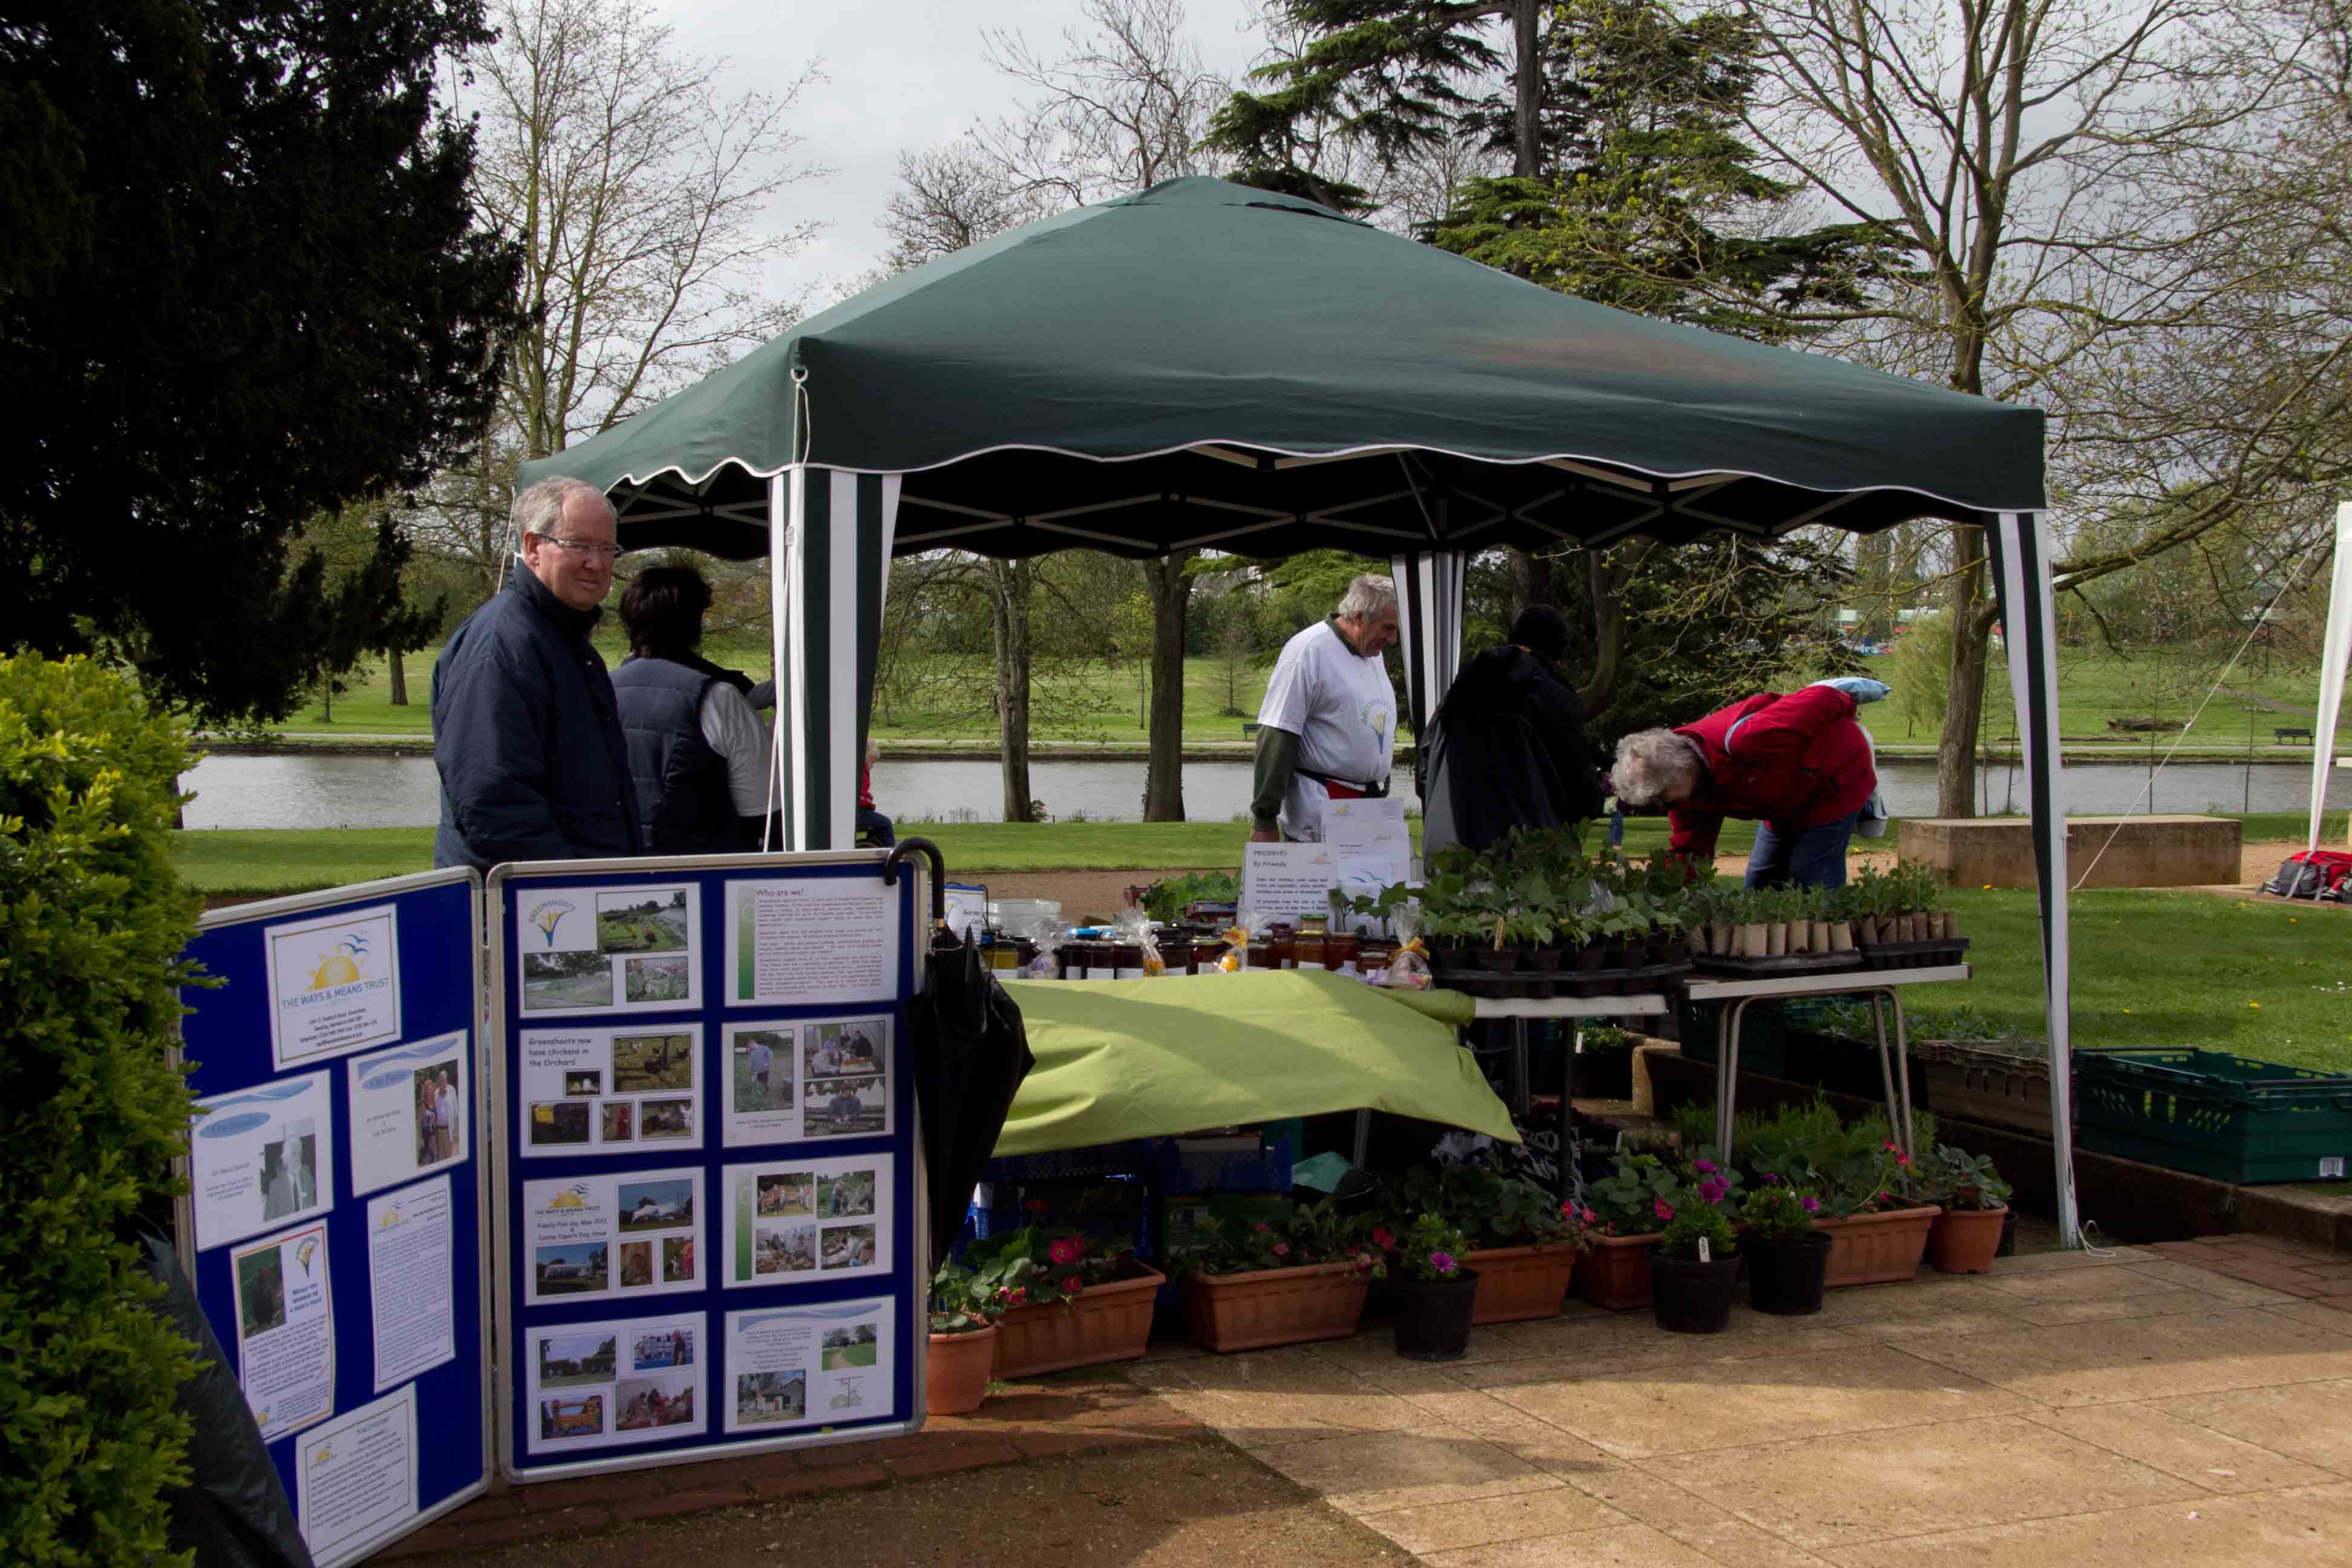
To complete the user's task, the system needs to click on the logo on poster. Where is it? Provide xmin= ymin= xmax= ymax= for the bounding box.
xmin=296 ymin=1236 xmax=319 ymax=1277
xmin=284 ymin=929 xmax=391 ymax=1014
xmin=529 ymin=900 xmax=578 ymax=947
xmin=311 ymin=1440 xmax=333 ymax=1465
xmin=542 ymin=1184 xmax=592 ymax=1212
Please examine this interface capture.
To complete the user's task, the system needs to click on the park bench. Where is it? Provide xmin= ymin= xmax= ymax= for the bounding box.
xmin=1241 ymin=721 xmax=1261 ymax=737
xmin=2276 ymin=727 xmax=2313 ymax=745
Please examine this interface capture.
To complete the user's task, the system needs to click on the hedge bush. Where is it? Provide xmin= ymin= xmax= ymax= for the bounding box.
xmin=1 ymin=654 xmax=204 ymax=1566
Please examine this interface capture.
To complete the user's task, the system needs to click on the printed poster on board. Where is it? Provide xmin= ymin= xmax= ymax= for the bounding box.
xmin=521 ymin=1167 xmax=704 ymax=1306
xmin=295 ymin=1385 xmax=419 ymax=1568
xmin=524 ymin=1310 xmax=707 ymax=1458
xmin=515 ymin=885 xmax=702 ymax=1017
xmin=515 ymin=1025 xmax=701 ymax=1158
xmin=345 ymin=1031 xmax=469 ymax=1198
xmin=722 ymin=1014 xmax=890 ymax=1147
xmin=723 ymin=1297 xmax=895 ymax=1435
xmin=191 ymin=1071 xmax=335 ymax=1251
xmin=723 ymin=877 xmax=900 ymax=1007
xmin=720 ymin=1154 xmax=892 ymax=1288
xmin=230 ymin=1220 xmax=335 ymax=1444
xmin=264 ymin=904 xmax=403 ymax=1071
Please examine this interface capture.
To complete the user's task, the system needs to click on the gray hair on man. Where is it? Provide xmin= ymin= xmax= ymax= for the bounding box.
xmin=511 ymin=475 xmax=612 ymax=553
xmin=1336 ymin=573 xmax=1397 ymax=620
xmin=1610 ymin=729 xmax=1704 ymax=810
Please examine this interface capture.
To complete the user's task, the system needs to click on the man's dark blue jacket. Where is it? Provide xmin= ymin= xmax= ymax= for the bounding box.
xmin=431 ymin=567 xmax=645 ymax=871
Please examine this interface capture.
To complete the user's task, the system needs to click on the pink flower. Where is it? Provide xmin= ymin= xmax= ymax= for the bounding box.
xmin=1799 ymin=1196 xmax=1820 ymax=1214
xmin=1252 ymin=1221 xmax=1272 ymax=1233
xmin=1370 ymin=1226 xmax=1395 ymax=1250
xmin=1271 ymin=1242 xmax=1291 ymax=1258
xmin=1062 ymin=1276 xmax=1083 ymax=1294
xmin=1653 ymin=1198 xmax=1674 ymax=1222
xmin=1581 ymin=1206 xmax=1598 ymax=1225
xmin=1430 ymin=1251 xmax=1456 ymax=1274
xmin=1353 ymin=1252 xmax=1374 ymax=1270
xmin=1697 ymin=1179 xmax=1728 ymax=1204
xmin=1895 ymin=1151 xmax=1912 ymax=1167
xmin=1759 ymin=1172 xmax=1781 ymax=1184
xmin=1025 ymin=1198 xmax=1051 ymax=1215
xmin=1047 ymin=1238 xmax=1079 ymax=1266
xmin=1693 ymin=1158 xmax=1717 ymax=1174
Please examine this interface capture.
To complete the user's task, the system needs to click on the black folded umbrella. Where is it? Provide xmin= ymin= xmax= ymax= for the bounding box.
xmin=885 ymin=840 xmax=1036 ymax=1273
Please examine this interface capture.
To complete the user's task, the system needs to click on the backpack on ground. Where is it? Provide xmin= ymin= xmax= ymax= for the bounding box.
xmin=2262 ymin=849 xmax=2352 ymax=900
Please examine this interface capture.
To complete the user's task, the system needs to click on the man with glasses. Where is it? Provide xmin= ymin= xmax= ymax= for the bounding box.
xmin=430 ymin=475 xmax=645 ymax=869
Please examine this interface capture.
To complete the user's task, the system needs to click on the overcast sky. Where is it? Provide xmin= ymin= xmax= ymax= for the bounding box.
xmin=647 ymin=0 xmax=1272 ymax=305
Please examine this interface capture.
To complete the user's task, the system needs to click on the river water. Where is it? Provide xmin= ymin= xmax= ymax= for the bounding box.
xmin=177 ymin=753 xmax=2352 ymax=831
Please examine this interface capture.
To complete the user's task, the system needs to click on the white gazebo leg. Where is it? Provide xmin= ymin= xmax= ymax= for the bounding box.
xmin=1988 ymin=511 xmax=2077 ymax=1247
xmin=2308 ymin=502 xmax=2352 ymax=853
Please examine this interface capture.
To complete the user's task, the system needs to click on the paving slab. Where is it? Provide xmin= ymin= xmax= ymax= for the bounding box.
xmin=1647 ymin=1414 xmax=2202 ymax=1551
xmin=1360 ymin=1486 xmax=1632 ymax=1555
xmin=1252 ymin=1426 xmax=1557 ymax=1515
xmin=2154 ymin=1380 xmax=2352 ymax=1476
xmin=1816 ymin=1481 xmax=2352 ymax=1568
xmin=1420 ymin=1521 xmax=1740 ymax=1568
xmin=2023 ymin=1402 xmax=2341 ymax=1494
xmin=1896 ymin=1307 xmax=2352 ymax=1408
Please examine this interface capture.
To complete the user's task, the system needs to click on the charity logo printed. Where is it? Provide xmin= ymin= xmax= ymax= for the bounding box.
xmin=264 ymin=905 xmax=403 ymax=1070
xmin=518 ymin=884 xmax=701 ymax=1016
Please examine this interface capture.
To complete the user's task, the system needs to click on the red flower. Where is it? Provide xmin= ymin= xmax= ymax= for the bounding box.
xmin=1271 ymin=1242 xmax=1291 ymax=1257
xmin=1025 ymin=1198 xmax=1051 ymax=1215
xmin=1062 ymin=1276 xmax=1083 ymax=1294
xmin=1047 ymin=1238 xmax=1080 ymax=1266
xmin=1370 ymin=1226 xmax=1394 ymax=1249
xmin=1581 ymin=1206 xmax=1598 ymax=1225
xmin=1653 ymin=1198 xmax=1674 ymax=1222
xmin=1252 ymin=1221 xmax=1271 ymax=1233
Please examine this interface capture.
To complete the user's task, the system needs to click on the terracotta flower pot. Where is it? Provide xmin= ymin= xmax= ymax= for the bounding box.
xmin=1392 ymin=1270 xmax=1481 ymax=1360
xmin=1576 ymin=1230 xmax=1662 ymax=1310
xmin=993 ymin=1264 xmax=1168 ymax=1379
xmin=1181 ymin=1261 xmax=1370 ymax=1353
xmin=1814 ymin=1206 xmax=1940 ymax=1287
xmin=1463 ymin=1242 xmax=1579 ymax=1324
xmin=1927 ymin=1205 xmax=2008 ymax=1275
xmin=926 ymin=1325 xmax=998 ymax=1415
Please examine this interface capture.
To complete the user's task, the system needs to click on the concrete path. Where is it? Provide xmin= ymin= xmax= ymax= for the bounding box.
xmin=1131 ymin=1244 xmax=2352 ymax=1567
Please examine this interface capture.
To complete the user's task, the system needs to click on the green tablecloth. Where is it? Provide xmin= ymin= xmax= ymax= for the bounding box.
xmin=993 ymin=970 xmax=1510 ymax=1156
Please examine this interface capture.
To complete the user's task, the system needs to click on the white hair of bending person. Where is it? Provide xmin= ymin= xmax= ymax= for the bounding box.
xmin=1335 ymin=573 xmax=1397 ymax=619
xmin=1610 ymin=729 xmax=1704 ymax=810
xmin=511 ymin=475 xmax=611 ymax=552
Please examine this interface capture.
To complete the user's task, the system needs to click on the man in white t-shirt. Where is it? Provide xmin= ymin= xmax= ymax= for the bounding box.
xmin=1248 ymin=574 xmax=1400 ymax=843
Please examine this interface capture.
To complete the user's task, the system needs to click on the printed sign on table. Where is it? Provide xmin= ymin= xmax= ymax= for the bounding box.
xmin=524 ymin=1311 xmax=707 ymax=1458
xmin=515 ymin=885 xmax=702 ymax=1016
xmin=191 ymin=1071 xmax=335 ymax=1251
xmin=264 ymin=905 xmax=403 ymax=1070
xmin=1239 ymin=840 xmax=1342 ymax=926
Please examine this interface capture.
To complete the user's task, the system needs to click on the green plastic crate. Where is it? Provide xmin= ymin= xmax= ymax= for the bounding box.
xmin=1678 ymin=1000 xmax=1789 ymax=1080
xmin=2076 ymin=1049 xmax=2352 ymax=1184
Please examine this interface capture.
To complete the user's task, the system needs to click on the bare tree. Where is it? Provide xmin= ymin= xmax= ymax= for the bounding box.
xmin=1734 ymin=0 xmax=2334 ymax=814
xmin=468 ymin=0 xmax=828 ymax=459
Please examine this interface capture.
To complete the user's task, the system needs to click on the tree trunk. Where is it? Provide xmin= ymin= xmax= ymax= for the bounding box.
xmin=1142 ymin=553 xmax=1194 ymax=821
xmin=1512 ymin=0 xmax=1542 ymax=180
xmin=1935 ymin=526 xmax=1991 ymax=815
xmin=319 ymin=676 xmax=333 ymax=724
xmin=1508 ymin=546 xmax=1553 ymax=625
xmin=1575 ymin=541 xmax=1652 ymax=718
xmin=987 ymin=560 xmax=1037 ymax=822
xmin=387 ymin=647 xmax=410 ymax=706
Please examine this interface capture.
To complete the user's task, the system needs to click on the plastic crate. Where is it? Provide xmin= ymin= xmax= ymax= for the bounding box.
xmin=2076 ymin=1049 xmax=2352 ymax=1184
xmin=1678 ymin=999 xmax=1789 ymax=1079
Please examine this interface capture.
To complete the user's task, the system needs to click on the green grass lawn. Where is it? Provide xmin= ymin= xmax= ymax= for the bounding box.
xmin=256 ymin=639 xmax=2351 ymax=748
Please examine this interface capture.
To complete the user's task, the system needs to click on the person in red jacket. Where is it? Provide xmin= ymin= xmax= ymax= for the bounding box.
xmin=1609 ymin=678 xmax=1889 ymax=887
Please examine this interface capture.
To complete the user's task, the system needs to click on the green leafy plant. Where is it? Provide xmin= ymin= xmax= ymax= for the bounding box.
xmin=1739 ymin=1180 xmax=1826 ymax=1243
xmin=1586 ymin=1153 xmax=1684 ymax=1235
xmin=1912 ymin=1145 xmax=2012 ymax=1211
xmin=958 ymin=1225 xmax=1134 ymax=1312
xmin=927 ymin=1257 xmax=1006 ymax=1335
xmin=1169 ymin=1197 xmax=1385 ymax=1278
xmin=1388 ymin=1212 xmax=1473 ymax=1282
xmin=2 ymin=653 xmax=206 ymax=1565
xmin=1391 ymin=1165 xmax=1591 ymax=1250
xmin=1142 ymin=869 xmax=1238 ymax=925
xmin=1655 ymin=1191 xmax=1738 ymax=1261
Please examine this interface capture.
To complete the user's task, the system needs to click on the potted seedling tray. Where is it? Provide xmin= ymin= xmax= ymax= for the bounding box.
xmin=1854 ymin=935 xmax=1970 ymax=970
xmin=1691 ymin=949 xmax=1866 ymax=978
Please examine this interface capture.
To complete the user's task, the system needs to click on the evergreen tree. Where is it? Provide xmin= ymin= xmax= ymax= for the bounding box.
xmin=0 ymin=0 xmax=524 ymax=725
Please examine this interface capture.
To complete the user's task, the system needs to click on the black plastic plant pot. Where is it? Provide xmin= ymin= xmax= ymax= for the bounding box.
xmin=1391 ymin=1270 xmax=1481 ymax=1361
xmin=1742 ymin=1232 xmax=1832 ymax=1316
xmin=1647 ymin=1248 xmax=1742 ymax=1334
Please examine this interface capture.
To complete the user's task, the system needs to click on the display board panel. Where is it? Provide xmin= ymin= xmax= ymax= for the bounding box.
xmin=178 ymin=870 xmax=491 ymax=1567
xmin=490 ymin=851 xmax=927 ymax=1482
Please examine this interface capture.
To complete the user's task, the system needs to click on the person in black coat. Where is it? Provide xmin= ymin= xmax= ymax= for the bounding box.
xmin=1419 ymin=605 xmax=1607 ymax=855
xmin=612 ymin=565 xmax=774 ymax=855
xmin=430 ymin=477 xmax=645 ymax=870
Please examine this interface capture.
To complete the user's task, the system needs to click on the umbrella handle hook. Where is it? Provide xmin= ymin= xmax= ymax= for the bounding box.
xmin=880 ymin=836 xmax=949 ymax=930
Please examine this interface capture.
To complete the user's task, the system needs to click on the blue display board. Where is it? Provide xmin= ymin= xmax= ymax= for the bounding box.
xmin=488 ymin=852 xmax=927 ymax=1482
xmin=178 ymin=870 xmax=489 ymax=1567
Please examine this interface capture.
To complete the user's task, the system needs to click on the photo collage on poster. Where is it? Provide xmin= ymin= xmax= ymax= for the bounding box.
xmin=723 ymin=1298 xmax=895 ymax=1436
xmin=721 ymin=1154 xmax=893 ymax=1289
xmin=723 ymin=1015 xmax=890 ymax=1148
xmin=521 ymin=1168 xmax=704 ymax=1307
xmin=525 ymin=1310 xmax=707 ymax=1457
xmin=517 ymin=885 xmax=701 ymax=1017
xmin=517 ymin=1025 xmax=701 ymax=1157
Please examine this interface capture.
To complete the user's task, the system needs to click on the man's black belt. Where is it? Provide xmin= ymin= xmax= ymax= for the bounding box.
xmin=1296 ymin=765 xmax=1388 ymax=799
